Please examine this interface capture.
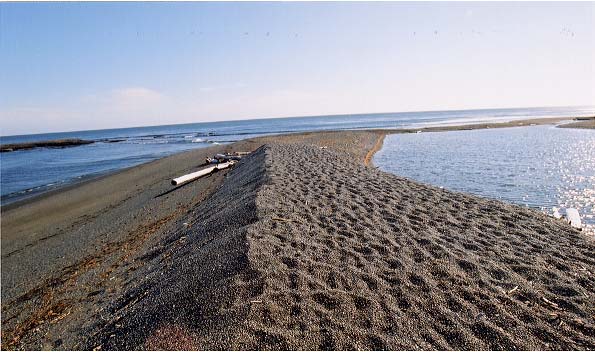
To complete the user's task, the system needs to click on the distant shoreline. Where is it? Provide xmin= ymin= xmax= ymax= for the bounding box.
xmin=0 ymin=138 xmax=94 ymax=152
xmin=1 ymin=115 xmax=591 ymax=208
xmin=3 ymin=105 xmax=594 ymax=139
xmin=557 ymin=116 xmax=595 ymax=130
xmin=378 ymin=115 xmax=593 ymax=134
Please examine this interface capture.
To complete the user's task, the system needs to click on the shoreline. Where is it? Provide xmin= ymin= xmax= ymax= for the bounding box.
xmin=0 ymin=146 xmax=219 ymax=211
xmin=2 ymin=115 xmax=589 ymax=208
xmin=0 ymin=138 xmax=94 ymax=153
xmin=1 ymin=168 xmax=131 ymax=211
xmin=557 ymin=116 xmax=595 ymax=130
xmin=377 ymin=116 xmax=585 ymax=134
xmin=363 ymin=132 xmax=386 ymax=166
xmin=2 ymin=120 xmax=594 ymax=350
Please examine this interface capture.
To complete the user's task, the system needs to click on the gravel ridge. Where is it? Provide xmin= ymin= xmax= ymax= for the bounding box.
xmin=87 ymin=143 xmax=595 ymax=350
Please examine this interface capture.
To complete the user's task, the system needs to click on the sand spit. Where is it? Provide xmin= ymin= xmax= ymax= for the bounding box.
xmin=2 ymin=129 xmax=594 ymax=350
xmin=84 ymin=143 xmax=595 ymax=350
xmin=558 ymin=117 xmax=595 ymax=130
xmin=1 ymin=132 xmax=377 ymax=350
xmin=0 ymin=138 xmax=93 ymax=152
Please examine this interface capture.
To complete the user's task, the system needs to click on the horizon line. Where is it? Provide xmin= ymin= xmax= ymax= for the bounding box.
xmin=2 ymin=103 xmax=594 ymax=138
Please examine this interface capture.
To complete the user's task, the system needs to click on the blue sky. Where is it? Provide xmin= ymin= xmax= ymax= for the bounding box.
xmin=1 ymin=2 xmax=593 ymax=135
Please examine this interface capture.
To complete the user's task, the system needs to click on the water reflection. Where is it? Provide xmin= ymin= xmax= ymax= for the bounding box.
xmin=375 ymin=125 xmax=595 ymax=233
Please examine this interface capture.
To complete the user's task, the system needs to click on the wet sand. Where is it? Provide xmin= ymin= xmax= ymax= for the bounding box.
xmin=2 ymin=122 xmax=594 ymax=350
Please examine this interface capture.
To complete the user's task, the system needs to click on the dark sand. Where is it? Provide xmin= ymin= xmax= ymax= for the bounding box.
xmin=1 ymin=138 xmax=265 ymax=350
xmin=2 ymin=125 xmax=594 ymax=350
xmin=557 ymin=117 xmax=595 ymax=130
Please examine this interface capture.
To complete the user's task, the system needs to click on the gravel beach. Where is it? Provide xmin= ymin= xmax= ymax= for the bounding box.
xmin=2 ymin=128 xmax=594 ymax=350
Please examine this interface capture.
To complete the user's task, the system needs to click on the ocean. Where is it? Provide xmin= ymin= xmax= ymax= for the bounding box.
xmin=1 ymin=106 xmax=594 ymax=210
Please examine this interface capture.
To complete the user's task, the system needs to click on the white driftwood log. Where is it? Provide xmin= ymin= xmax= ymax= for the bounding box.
xmin=171 ymin=161 xmax=236 ymax=186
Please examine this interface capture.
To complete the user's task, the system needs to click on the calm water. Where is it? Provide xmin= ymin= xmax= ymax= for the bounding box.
xmin=1 ymin=106 xmax=594 ymax=204
xmin=375 ymin=125 xmax=595 ymax=232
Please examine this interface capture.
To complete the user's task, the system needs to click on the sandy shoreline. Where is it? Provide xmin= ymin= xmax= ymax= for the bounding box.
xmin=557 ymin=116 xmax=595 ymax=130
xmin=2 ymin=119 xmax=594 ymax=350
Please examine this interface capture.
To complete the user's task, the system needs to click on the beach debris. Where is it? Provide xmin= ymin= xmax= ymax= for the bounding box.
xmin=250 ymin=300 xmax=263 ymax=304
xmin=552 ymin=207 xmax=582 ymax=229
xmin=171 ymin=161 xmax=236 ymax=186
xmin=205 ymin=151 xmax=248 ymax=165
xmin=507 ymin=285 xmax=519 ymax=295
xmin=542 ymin=296 xmax=560 ymax=309
xmin=215 ymin=153 xmax=242 ymax=161
xmin=565 ymin=208 xmax=582 ymax=228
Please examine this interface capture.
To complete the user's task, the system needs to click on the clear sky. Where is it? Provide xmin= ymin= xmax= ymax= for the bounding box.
xmin=1 ymin=2 xmax=593 ymax=136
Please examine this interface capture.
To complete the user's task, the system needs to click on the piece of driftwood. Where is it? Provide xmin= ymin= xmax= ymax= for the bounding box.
xmin=171 ymin=161 xmax=236 ymax=186
xmin=205 ymin=152 xmax=249 ymax=165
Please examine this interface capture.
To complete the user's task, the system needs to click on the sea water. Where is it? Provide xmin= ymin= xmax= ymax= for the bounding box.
xmin=374 ymin=125 xmax=595 ymax=231
xmin=1 ymin=106 xmax=593 ymax=204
